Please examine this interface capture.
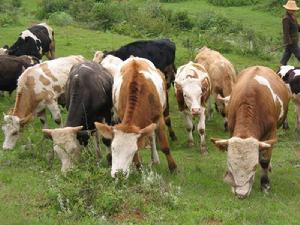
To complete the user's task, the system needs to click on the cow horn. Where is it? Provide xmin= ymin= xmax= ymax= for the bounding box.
xmin=258 ymin=139 xmax=277 ymax=152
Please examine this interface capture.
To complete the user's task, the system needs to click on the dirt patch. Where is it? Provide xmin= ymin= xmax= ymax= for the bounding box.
xmin=202 ymin=218 xmax=223 ymax=224
xmin=114 ymin=208 xmax=144 ymax=222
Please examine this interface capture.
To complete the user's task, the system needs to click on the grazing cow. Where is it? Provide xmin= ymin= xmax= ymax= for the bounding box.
xmin=174 ymin=61 xmax=211 ymax=154
xmin=5 ymin=23 xmax=55 ymax=60
xmin=2 ymin=55 xmax=85 ymax=150
xmin=42 ymin=61 xmax=113 ymax=172
xmin=95 ymin=39 xmax=177 ymax=141
xmin=277 ymin=65 xmax=300 ymax=131
xmin=211 ymin=66 xmax=289 ymax=198
xmin=95 ymin=57 xmax=177 ymax=177
xmin=195 ymin=46 xmax=236 ymax=130
xmin=93 ymin=52 xmax=123 ymax=77
xmin=0 ymin=55 xmax=39 ymax=94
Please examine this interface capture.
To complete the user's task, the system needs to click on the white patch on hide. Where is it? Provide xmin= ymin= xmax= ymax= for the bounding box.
xmin=254 ymin=75 xmax=284 ymax=120
xmin=21 ymin=30 xmax=41 ymax=43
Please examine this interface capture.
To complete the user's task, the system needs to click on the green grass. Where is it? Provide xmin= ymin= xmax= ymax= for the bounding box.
xmin=0 ymin=0 xmax=300 ymax=224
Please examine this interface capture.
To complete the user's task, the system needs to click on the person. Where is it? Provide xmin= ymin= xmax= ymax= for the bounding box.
xmin=280 ymin=0 xmax=300 ymax=65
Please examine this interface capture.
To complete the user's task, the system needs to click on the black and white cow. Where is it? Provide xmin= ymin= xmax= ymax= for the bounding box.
xmin=4 ymin=23 xmax=55 ymax=60
xmin=42 ymin=61 xmax=113 ymax=172
xmin=94 ymin=39 xmax=178 ymax=140
xmin=0 ymin=55 xmax=39 ymax=94
xmin=277 ymin=65 xmax=300 ymax=131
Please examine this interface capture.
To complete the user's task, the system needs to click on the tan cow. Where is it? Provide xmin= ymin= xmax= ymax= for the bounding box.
xmin=2 ymin=55 xmax=85 ymax=150
xmin=195 ymin=46 xmax=236 ymax=130
xmin=95 ymin=57 xmax=177 ymax=177
xmin=211 ymin=66 xmax=289 ymax=198
xmin=174 ymin=61 xmax=211 ymax=154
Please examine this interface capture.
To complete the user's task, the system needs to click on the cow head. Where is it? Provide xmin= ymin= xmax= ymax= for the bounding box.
xmin=277 ymin=65 xmax=295 ymax=82
xmin=93 ymin=51 xmax=104 ymax=63
xmin=95 ymin=122 xmax=156 ymax=177
xmin=211 ymin=137 xmax=275 ymax=199
xmin=216 ymin=94 xmax=230 ymax=117
xmin=42 ymin=126 xmax=83 ymax=173
xmin=2 ymin=114 xmax=32 ymax=150
xmin=175 ymin=78 xmax=205 ymax=115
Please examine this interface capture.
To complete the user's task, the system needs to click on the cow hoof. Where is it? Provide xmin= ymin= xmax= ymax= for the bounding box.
xmin=200 ymin=145 xmax=208 ymax=155
xmin=187 ymin=141 xmax=194 ymax=147
xmin=168 ymin=163 xmax=177 ymax=173
xmin=170 ymin=132 xmax=177 ymax=141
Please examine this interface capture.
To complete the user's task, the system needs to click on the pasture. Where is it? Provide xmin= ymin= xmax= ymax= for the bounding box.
xmin=0 ymin=0 xmax=300 ymax=224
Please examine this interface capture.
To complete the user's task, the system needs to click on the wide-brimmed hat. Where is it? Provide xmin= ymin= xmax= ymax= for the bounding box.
xmin=283 ymin=0 xmax=299 ymax=11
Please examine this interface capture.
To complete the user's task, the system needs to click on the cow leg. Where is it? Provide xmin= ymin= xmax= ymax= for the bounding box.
xmin=37 ymin=109 xmax=48 ymax=129
xmin=259 ymin=150 xmax=272 ymax=193
xmin=49 ymin=40 xmax=56 ymax=59
xmin=55 ymin=146 xmax=80 ymax=173
xmin=224 ymin=117 xmax=229 ymax=132
xmin=183 ymin=111 xmax=194 ymax=147
xmin=150 ymin=132 xmax=160 ymax=165
xmin=93 ymin=131 xmax=102 ymax=161
xmin=206 ymin=96 xmax=213 ymax=120
xmin=156 ymin=117 xmax=177 ymax=172
xmin=164 ymin=93 xmax=177 ymax=141
xmin=47 ymin=101 xmax=62 ymax=126
xmin=198 ymin=107 xmax=208 ymax=155
xmin=133 ymin=152 xmax=141 ymax=170
xmin=282 ymin=118 xmax=289 ymax=130
xmin=295 ymin=103 xmax=300 ymax=133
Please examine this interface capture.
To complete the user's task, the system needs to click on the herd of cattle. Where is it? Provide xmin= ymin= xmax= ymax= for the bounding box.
xmin=0 ymin=23 xmax=299 ymax=199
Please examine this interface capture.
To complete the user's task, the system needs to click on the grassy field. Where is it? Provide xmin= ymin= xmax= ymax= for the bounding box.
xmin=0 ymin=1 xmax=300 ymax=224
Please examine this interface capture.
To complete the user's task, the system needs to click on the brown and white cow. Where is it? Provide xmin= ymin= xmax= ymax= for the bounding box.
xmin=174 ymin=61 xmax=211 ymax=154
xmin=211 ymin=66 xmax=289 ymax=198
xmin=95 ymin=57 xmax=177 ymax=177
xmin=195 ymin=46 xmax=236 ymax=130
xmin=2 ymin=55 xmax=85 ymax=150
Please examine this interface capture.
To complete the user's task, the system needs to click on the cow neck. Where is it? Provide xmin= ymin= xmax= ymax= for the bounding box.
xmin=231 ymin=104 xmax=262 ymax=140
xmin=13 ymin=89 xmax=37 ymax=119
xmin=122 ymin=71 xmax=140 ymax=126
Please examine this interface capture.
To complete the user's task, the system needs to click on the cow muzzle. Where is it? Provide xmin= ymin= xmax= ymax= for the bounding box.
xmin=191 ymin=107 xmax=201 ymax=115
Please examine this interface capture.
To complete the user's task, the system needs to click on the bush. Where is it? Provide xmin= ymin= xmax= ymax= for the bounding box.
xmin=170 ymin=11 xmax=193 ymax=31
xmin=48 ymin=12 xmax=73 ymax=26
xmin=68 ymin=0 xmax=95 ymax=22
xmin=0 ymin=13 xmax=14 ymax=27
xmin=37 ymin=0 xmax=70 ymax=19
xmin=207 ymin=0 xmax=258 ymax=7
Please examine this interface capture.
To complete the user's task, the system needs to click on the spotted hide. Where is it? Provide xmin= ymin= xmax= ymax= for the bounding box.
xmin=175 ymin=61 xmax=211 ymax=154
xmin=95 ymin=57 xmax=177 ymax=177
xmin=2 ymin=55 xmax=85 ymax=150
xmin=277 ymin=65 xmax=300 ymax=132
xmin=195 ymin=46 xmax=236 ymax=131
xmin=211 ymin=66 xmax=289 ymax=198
xmin=42 ymin=61 xmax=113 ymax=173
xmin=5 ymin=23 xmax=55 ymax=60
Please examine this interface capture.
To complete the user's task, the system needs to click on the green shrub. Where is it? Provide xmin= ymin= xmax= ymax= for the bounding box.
xmin=207 ymin=0 xmax=258 ymax=7
xmin=0 ymin=13 xmax=14 ymax=27
xmin=68 ymin=0 xmax=95 ymax=22
xmin=36 ymin=0 xmax=70 ymax=19
xmin=170 ymin=11 xmax=193 ymax=30
xmin=48 ymin=12 xmax=73 ymax=26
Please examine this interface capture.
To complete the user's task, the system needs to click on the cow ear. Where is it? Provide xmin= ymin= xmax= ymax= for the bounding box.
xmin=211 ymin=138 xmax=228 ymax=151
xmin=20 ymin=113 xmax=33 ymax=126
xmin=71 ymin=126 xmax=83 ymax=134
xmin=174 ymin=81 xmax=185 ymax=111
xmin=94 ymin=122 xmax=113 ymax=139
xmin=42 ymin=129 xmax=53 ymax=140
xmin=217 ymin=94 xmax=230 ymax=105
xmin=139 ymin=123 xmax=157 ymax=137
xmin=259 ymin=139 xmax=277 ymax=151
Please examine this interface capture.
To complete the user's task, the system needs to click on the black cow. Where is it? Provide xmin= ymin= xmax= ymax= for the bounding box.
xmin=5 ymin=23 xmax=55 ymax=60
xmin=0 ymin=55 xmax=39 ymax=94
xmin=43 ymin=61 xmax=114 ymax=171
xmin=103 ymin=39 xmax=177 ymax=140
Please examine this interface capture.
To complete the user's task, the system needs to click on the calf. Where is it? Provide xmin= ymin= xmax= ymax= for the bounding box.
xmin=2 ymin=55 xmax=85 ymax=150
xmin=174 ymin=61 xmax=211 ymax=154
xmin=5 ymin=23 xmax=55 ymax=60
xmin=195 ymin=46 xmax=236 ymax=130
xmin=0 ymin=55 xmax=39 ymax=94
xmin=211 ymin=66 xmax=289 ymax=198
xmin=277 ymin=65 xmax=300 ymax=131
xmin=101 ymin=39 xmax=177 ymax=140
xmin=95 ymin=57 xmax=177 ymax=177
xmin=42 ymin=61 xmax=113 ymax=172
